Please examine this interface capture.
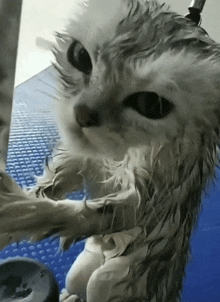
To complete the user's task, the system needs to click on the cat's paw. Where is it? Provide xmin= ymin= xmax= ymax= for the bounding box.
xmin=31 ymin=158 xmax=84 ymax=201
xmin=42 ymin=170 xmax=83 ymax=200
xmin=60 ymin=289 xmax=85 ymax=302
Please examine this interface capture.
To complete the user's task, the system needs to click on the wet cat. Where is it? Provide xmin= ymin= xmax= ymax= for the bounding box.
xmin=1 ymin=1 xmax=220 ymax=301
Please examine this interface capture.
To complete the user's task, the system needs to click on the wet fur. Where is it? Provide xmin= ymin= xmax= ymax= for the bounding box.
xmin=1 ymin=0 xmax=220 ymax=301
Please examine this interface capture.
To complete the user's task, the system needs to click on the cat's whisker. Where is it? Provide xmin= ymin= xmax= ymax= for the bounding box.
xmin=37 ymin=78 xmax=60 ymax=92
xmin=35 ymin=89 xmax=60 ymax=101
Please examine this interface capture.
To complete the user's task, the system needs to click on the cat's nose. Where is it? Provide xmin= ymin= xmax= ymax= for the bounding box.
xmin=74 ymin=104 xmax=100 ymax=128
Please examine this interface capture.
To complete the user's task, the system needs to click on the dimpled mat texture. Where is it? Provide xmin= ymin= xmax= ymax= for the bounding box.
xmin=1 ymin=66 xmax=85 ymax=291
xmin=1 ymin=65 xmax=220 ymax=301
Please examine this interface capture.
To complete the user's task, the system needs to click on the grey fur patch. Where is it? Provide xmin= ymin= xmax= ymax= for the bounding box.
xmin=101 ymin=0 xmax=219 ymax=67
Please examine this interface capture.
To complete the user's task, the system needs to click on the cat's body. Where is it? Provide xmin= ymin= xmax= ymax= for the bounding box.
xmin=0 ymin=0 xmax=220 ymax=301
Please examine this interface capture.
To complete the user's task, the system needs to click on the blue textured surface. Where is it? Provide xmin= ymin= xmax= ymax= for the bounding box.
xmin=1 ymin=66 xmax=85 ymax=291
xmin=1 ymin=65 xmax=220 ymax=300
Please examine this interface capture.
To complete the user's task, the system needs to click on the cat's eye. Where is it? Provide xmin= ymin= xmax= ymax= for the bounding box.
xmin=67 ymin=41 xmax=92 ymax=75
xmin=123 ymin=92 xmax=174 ymax=120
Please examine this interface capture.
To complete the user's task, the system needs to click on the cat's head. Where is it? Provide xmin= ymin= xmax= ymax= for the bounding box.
xmin=53 ymin=0 xmax=220 ymax=173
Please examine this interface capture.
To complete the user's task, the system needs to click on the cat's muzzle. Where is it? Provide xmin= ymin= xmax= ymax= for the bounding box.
xmin=74 ymin=104 xmax=100 ymax=128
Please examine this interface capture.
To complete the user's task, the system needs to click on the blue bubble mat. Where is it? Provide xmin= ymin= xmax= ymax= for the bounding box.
xmin=1 ymin=65 xmax=220 ymax=301
xmin=2 ymin=66 xmax=85 ymax=292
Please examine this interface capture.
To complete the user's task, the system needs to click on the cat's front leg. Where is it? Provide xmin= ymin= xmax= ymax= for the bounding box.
xmin=31 ymin=156 xmax=84 ymax=200
xmin=0 ymin=172 xmax=139 ymax=247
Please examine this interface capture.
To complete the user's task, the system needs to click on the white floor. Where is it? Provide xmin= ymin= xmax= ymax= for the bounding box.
xmin=15 ymin=0 xmax=220 ymax=87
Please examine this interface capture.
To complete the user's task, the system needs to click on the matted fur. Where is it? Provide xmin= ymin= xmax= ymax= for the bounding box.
xmin=0 ymin=0 xmax=220 ymax=301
